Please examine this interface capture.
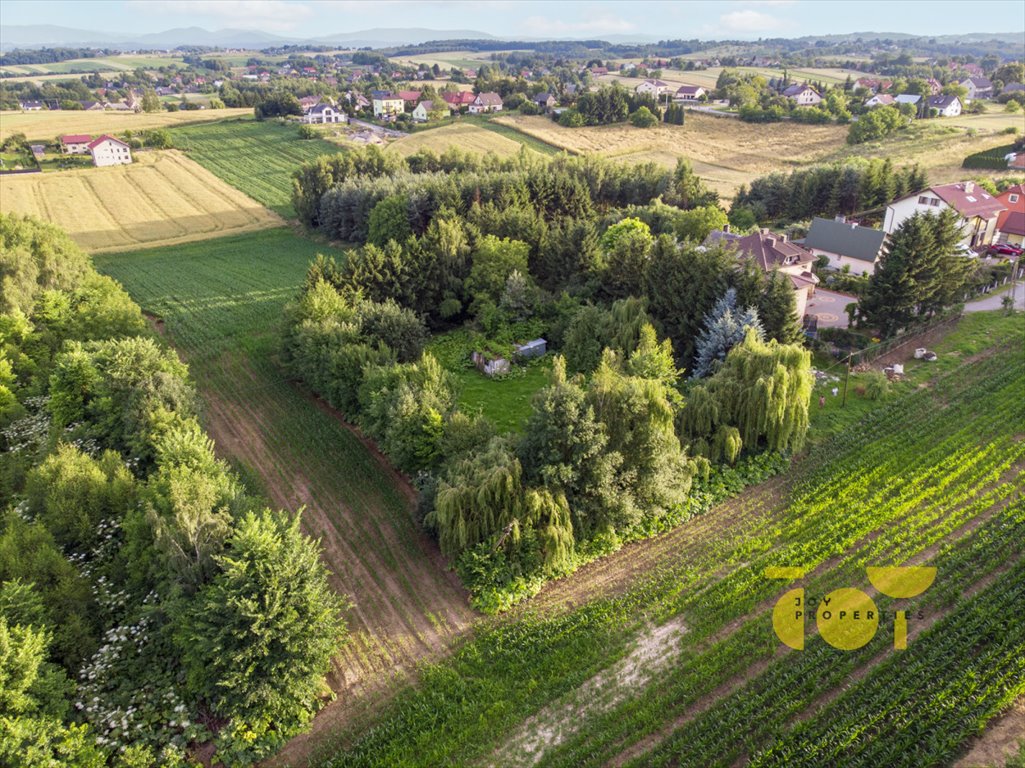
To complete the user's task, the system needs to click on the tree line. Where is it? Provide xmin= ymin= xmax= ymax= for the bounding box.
xmin=0 ymin=215 xmax=345 ymax=767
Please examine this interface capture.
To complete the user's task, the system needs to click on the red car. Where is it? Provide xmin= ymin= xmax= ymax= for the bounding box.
xmin=987 ymin=242 xmax=1024 ymax=257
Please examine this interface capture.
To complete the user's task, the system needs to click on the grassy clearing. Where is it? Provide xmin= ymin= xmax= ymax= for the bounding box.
xmin=168 ymin=118 xmax=341 ymax=217
xmin=426 ymin=328 xmax=552 ymax=434
xmin=388 ymin=50 xmax=502 ymax=70
xmin=0 ymin=53 xmax=182 ymax=76
xmin=0 ymin=149 xmax=281 ymax=252
xmin=0 ymin=107 xmax=252 ymax=142
xmin=299 ymin=313 xmax=1024 ymax=768
xmin=94 ymin=229 xmax=475 ymax=724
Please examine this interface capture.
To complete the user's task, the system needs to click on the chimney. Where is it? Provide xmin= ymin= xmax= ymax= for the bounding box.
xmin=964 ymin=181 xmax=974 ymax=194
xmin=780 ymin=233 xmax=788 ymax=243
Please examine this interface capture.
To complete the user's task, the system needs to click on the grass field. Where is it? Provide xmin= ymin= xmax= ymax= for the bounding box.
xmin=168 ymin=118 xmax=341 ymax=217
xmin=388 ymin=50 xmax=504 ymax=70
xmin=276 ymin=310 xmax=1024 ymax=768
xmin=0 ymin=53 xmax=184 ymax=76
xmin=0 ymin=150 xmax=281 ymax=252
xmin=94 ymin=230 xmax=475 ymax=710
xmin=596 ymin=65 xmax=877 ymax=92
xmin=388 ymin=121 xmax=536 ymax=159
xmin=492 ymin=113 xmax=846 ymax=198
xmin=0 ymin=107 xmax=252 ymax=142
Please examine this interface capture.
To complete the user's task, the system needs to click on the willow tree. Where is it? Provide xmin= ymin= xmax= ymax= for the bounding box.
xmin=429 ymin=438 xmax=574 ymax=573
xmin=682 ymin=330 xmax=813 ymax=455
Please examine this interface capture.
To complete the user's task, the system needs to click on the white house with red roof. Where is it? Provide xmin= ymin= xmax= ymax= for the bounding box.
xmin=60 ymin=134 xmax=93 ymax=154
xmin=88 ymin=135 xmax=132 ymax=167
xmin=884 ymin=181 xmax=1006 ymax=248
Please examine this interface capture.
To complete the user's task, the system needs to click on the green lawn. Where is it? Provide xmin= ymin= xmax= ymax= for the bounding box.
xmin=168 ymin=118 xmax=342 ymax=217
xmin=426 ymin=328 xmax=552 ymax=434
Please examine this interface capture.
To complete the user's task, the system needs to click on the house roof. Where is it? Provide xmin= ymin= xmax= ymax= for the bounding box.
xmin=308 ymin=103 xmax=335 ymax=114
xmin=1003 ymin=83 xmax=1025 ymax=93
xmin=371 ymin=90 xmax=398 ymax=99
xmin=20 ymin=100 xmax=43 ymax=107
xmin=1010 ymin=153 xmax=1025 ymax=170
xmin=805 ymin=217 xmax=887 ymax=263
xmin=534 ymin=92 xmax=554 ymax=103
xmin=782 ymin=84 xmax=820 ymax=98
xmin=675 ymin=85 xmax=705 ymax=95
xmin=895 ymin=94 xmax=921 ymax=104
xmin=997 ymin=184 xmax=1025 ymax=234
xmin=416 ymin=100 xmax=447 ymax=112
xmin=87 ymin=134 xmax=128 ymax=150
xmin=928 ymin=181 xmax=1005 ymax=220
xmin=442 ymin=90 xmax=476 ymax=105
xmin=928 ymin=95 xmax=960 ymax=109
xmin=642 ymin=79 xmax=668 ymax=87
xmin=868 ymin=94 xmax=895 ymax=105
xmin=962 ymin=76 xmax=993 ymax=89
xmin=475 ymin=92 xmax=503 ymax=106
xmin=397 ymin=90 xmax=421 ymax=101
xmin=61 ymin=134 xmax=92 ymax=144
xmin=732 ymin=229 xmax=815 ymax=271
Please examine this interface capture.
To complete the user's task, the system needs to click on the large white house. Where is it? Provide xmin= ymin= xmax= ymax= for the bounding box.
xmin=302 ymin=103 xmax=345 ymax=124
xmin=88 ymin=135 xmax=132 ymax=167
xmin=782 ymin=84 xmax=822 ymax=106
xmin=371 ymin=91 xmax=404 ymax=118
xmin=927 ymin=95 xmax=962 ymax=117
xmin=468 ymin=92 xmax=503 ymax=114
xmin=635 ymin=79 xmax=671 ymax=98
xmin=673 ymin=85 xmax=707 ymax=101
xmin=960 ymin=76 xmax=994 ymax=101
xmin=884 ymin=181 xmax=1006 ymax=248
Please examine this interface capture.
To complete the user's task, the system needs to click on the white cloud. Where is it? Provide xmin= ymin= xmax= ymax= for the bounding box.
xmin=718 ymin=9 xmax=783 ymax=34
xmin=127 ymin=0 xmax=313 ymax=31
xmin=521 ymin=14 xmax=636 ymax=36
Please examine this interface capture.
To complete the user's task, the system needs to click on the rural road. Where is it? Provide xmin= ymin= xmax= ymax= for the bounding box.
xmin=964 ymin=281 xmax=1025 ymax=312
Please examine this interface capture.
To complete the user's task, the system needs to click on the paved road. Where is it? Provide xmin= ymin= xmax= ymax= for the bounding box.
xmin=964 ymin=281 xmax=1025 ymax=312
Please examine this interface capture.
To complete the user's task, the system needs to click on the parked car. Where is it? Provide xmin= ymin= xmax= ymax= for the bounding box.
xmin=987 ymin=242 xmax=1024 ymax=257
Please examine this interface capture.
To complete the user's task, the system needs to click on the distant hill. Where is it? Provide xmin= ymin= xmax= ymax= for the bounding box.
xmin=309 ymin=28 xmax=496 ymax=47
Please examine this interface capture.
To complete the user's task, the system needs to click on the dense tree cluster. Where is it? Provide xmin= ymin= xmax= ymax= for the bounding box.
xmin=283 ymin=148 xmax=813 ymax=611
xmin=0 ymin=215 xmax=346 ymax=767
xmin=858 ymin=208 xmax=975 ymax=336
xmin=732 ymin=158 xmax=927 ymax=224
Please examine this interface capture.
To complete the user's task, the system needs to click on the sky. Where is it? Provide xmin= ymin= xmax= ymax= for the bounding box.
xmin=1 ymin=0 xmax=1022 ymax=40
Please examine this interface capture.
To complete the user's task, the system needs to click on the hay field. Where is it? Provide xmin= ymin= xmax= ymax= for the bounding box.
xmin=492 ymin=113 xmax=847 ymax=197
xmin=387 ymin=122 xmax=530 ymax=158
xmin=597 ymin=65 xmax=875 ymax=91
xmin=0 ymin=150 xmax=281 ymax=252
xmin=0 ymin=108 xmax=252 ymax=142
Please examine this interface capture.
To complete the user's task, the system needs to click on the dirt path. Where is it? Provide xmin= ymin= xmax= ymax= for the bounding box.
xmin=955 ymin=697 xmax=1025 ymax=768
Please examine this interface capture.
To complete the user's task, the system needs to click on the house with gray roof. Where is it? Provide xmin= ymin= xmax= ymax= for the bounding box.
xmin=805 ymin=217 xmax=887 ymax=276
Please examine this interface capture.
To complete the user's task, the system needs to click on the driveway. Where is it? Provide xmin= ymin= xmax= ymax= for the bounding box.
xmin=806 ymin=289 xmax=857 ymax=329
xmin=964 ymin=281 xmax=1024 ymax=312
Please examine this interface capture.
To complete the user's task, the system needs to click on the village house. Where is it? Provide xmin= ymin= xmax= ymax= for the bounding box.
xmin=88 ymin=135 xmax=132 ymax=167
xmin=589 ymin=66 xmax=608 ymax=76
xmin=705 ymin=228 xmax=819 ymax=319
xmin=60 ymin=134 xmax=93 ymax=154
xmin=298 ymin=95 xmax=321 ymax=110
xmin=926 ymin=78 xmax=943 ymax=95
xmin=782 ymin=84 xmax=822 ymax=106
xmin=303 ymin=103 xmax=346 ymax=124
xmin=854 ymin=78 xmax=892 ymax=94
xmin=884 ymin=181 xmax=1006 ymax=248
xmin=673 ymin=85 xmax=707 ymax=102
xmin=19 ymin=100 xmax=44 ymax=111
xmin=927 ymin=94 xmax=962 ymax=117
xmin=468 ymin=92 xmax=503 ymax=114
xmin=411 ymin=100 xmax=451 ymax=122
xmin=371 ymin=90 xmax=405 ymax=118
xmin=397 ymin=90 xmax=422 ymax=109
xmin=995 ymin=184 xmax=1025 ymax=247
xmin=438 ymin=90 xmax=473 ymax=110
xmin=635 ymin=78 xmax=671 ymax=98
xmin=895 ymin=94 xmax=922 ymax=107
xmin=805 ymin=217 xmax=888 ymax=276
xmin=960 ymin=76 xmax=994 ymax=102
xmin=864 ymin=93 xmax=896 ymax=107
xmin=533 ymin=92 xmax=556 ymax=110
xmin=79 ymin=100 xmax=105 ymax=111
